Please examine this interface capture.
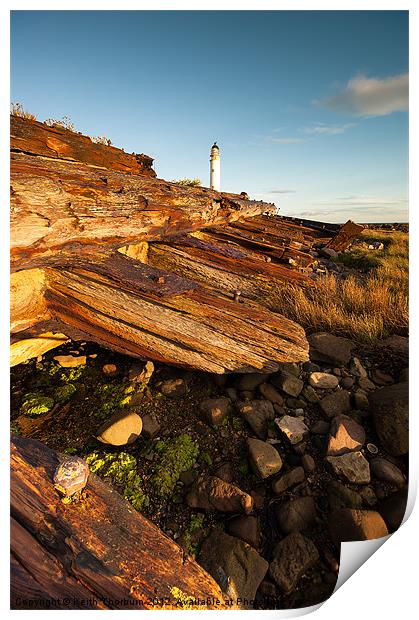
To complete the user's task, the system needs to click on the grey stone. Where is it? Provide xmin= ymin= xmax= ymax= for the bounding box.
xmin=247 ymin=438 xmax=283 ymax=479
xmin=238 ymin=400 xmax=275 ymax=440
xmin=370 ymin=382 xmax=408 ymax=456
xmin=199 ymin=397 xmax=231 ymax=427
xmin=326 ymin=451 xmax=370 ymax=484
xmin=309 ymin=372 xmax=339 ymax=389
xmin=259 ymin=382 xmax=284 ymax=406
xmin=199 ymin=529 xmax=268 ymax=606
xmin=308 ymin=332 xmax=354 ymax=366
xmin=319 ymin=390 xmax=351 ymax=418
xmin=141 ymin=413 xmax=161 ymax=438
xmin=370 ymin=458 xmax=406 ymax=487
xmin=186 ymin=475 xmax=254 ymax=514
xmin=96 ymin=410 xmax=142 ymax=446
xmin=269 ymin=532 xmax=319 ymax=594
xmin=275 ymin=496 xmax=316 ymax=534
xmin=275 ymin=415 xmax=309 ymax=445
xmin=158 ymin=378 xmax=186 ymax=398
xmin=272 ymin=467 xmax=305 ymax=494
xmin=271 ymin=371 xmax=304 ymax=397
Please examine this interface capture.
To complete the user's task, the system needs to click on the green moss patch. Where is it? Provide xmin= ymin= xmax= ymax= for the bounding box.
xmin=151 ymin=434 xmax=199 ymax=498
xmin=20 ymin=392 xmax=55 ymax=417
xmin=54 ymin=384 xmax=77 ymax=404
xmin=85 ymin=451 xmax=149 ymax=510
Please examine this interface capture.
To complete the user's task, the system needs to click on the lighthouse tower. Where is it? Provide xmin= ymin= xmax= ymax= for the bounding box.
xmin=210 ymin=142 xmax=221 ymax=191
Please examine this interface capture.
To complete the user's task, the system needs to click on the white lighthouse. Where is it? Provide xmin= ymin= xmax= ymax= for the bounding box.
xmin=210 ymin=142 xmax=221 ymax=191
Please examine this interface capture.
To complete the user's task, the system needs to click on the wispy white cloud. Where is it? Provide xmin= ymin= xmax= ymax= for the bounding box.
xmin=265 ymin=136 xmax=308 ymax=145
xmin=316 ymin=73 xmax=408 ymax=117
xmin=267 ymin=189 xmax=296 ymax=194
xmin=301 ymin=122 xmax=355 ymax=135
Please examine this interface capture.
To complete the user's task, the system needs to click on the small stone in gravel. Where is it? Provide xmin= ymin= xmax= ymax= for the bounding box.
xmin=294 ymin=408 xmax=305 ymax=416
xmin=333 ymin=368 xmax=342 ymax=376
xmin=275 ymin=496 xmax=316 ymax=534
xmin=286 ymin=398 xmax=306 ymax=409
xmin=349 ymin=357 xmax=368 ymax=378
xmin=96 ymin=410 xmax=142 ymax=446
xmin=340 ymin=376 xmax=355 ymax=389
xmin=327 ymin=415 xmax=365 ymax=456
xmin=308 ymin=332 xmax=354 ymax=366
xmin=302 ymin=385 xmax=320 ymax=403
xmin=311 ymin=420 xmax=330 ymax=434
xmin=302 ymin=361 xmax=321 ymax=373
xmin=271 ymin=371 xmax=304 ymax=397
xmin=53 ymin=354 xmax=86 ymax=368
xmin=186 ymin=475 xmax=254 ymax=514
xmin=327 ymin=481 xmax=362 ymax=510
xmin=319 ymin=390 xmax=351 ymax=418
xmin=141 ymin=413 xmax=161 ymax=438
xmin=247 ymin=438 xmax=283 ymax=479
xmin=199 ymin=529 xmax=268 ymax=605
xmin=269 ymin=532 xmax=319 ymax=594
xmin=259 ymin=383 xmax=284 ymax=406
xmin=328 ymin=509 xmax=388 ymax=542
xmin=102 ymin=363 xmax=118 ymax=376
xmin=238 ymin=400 xmax=275 ymax=440
xmin=353 ymin=390 xmax=369 ymax=410
xmin=326 ymin=451 xmax=370 ymax=484
xmin=236 ymin=373 xmax=270 ymax=392
xmin=309 ymin=372 xmax=339 ymax=389
xmin=272 ymin=466 xmax=305 ymax=495
xmin=301 ymin=454 xmax=316 ymax=473
xmin=358 ymin=376 xmax=376 ymax=391
xmin=228 ymin=515 xmax=260 ymax=549
xmin=275 ymin=415 xmax=309 ymax=445
xmin=128 ymin=360 xmax=154 ymax=384
xmin=199 ymin=397 xmax=230 ymax=427
xmin=370 ymin=458 xmax=406 ymax=487
xmin=158 ymin=378 xmax=187 ymax=398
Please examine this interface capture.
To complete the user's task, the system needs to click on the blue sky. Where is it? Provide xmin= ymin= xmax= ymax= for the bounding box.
xmin=11 ymin=10 xmax=408 ymax=222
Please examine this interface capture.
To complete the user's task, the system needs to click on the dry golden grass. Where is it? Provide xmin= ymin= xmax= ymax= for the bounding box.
xmin=11 ymin=102 xmax=37 ymax=121
xmin=268 ymin=229 xmax=408 ymax=343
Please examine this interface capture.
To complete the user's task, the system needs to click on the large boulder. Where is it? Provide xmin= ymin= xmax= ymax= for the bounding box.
xmin=269 ymin=532 xmax=319 ymax=593
xmin=186 ymin=475 xmax=253 ymax=514
xmin=96 ymin=410 xmax=142 ymax=446
xmin=328 ymin=509 xmax=388 ymax=542
xmin=308 ymin=332 xmax=354 ymax=366
xmin=370 ymin=382 xmax=408 ymax=456
xmin=199 ymin=529 xmax=268 ymax=607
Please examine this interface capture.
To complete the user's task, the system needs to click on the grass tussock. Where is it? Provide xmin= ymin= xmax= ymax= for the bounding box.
xmin=11 ymin=102 xmax=37 ymax=121
xmin=268 ymin=229 xmax=408 ymax=343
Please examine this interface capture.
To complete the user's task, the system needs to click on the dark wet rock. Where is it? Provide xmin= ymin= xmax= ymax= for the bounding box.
xmin=236 ymin=373 xmax=270 ymax=392
xmin=340 ymin=376 xmax=355 ymax=389
xmin=228 ymin=515 xmax=260 ymax=549
xmin=327 ymin=415 xmax=365 ymax=456
xmin=269 ymin=532 xmax=319 ymax=594
xmin=158 ymin=377 xmax=187 ymax=398
xmin=199 ymin=529 xmax=268 ymax=607
xmin=225 ymin=387 xmax=238 ymax=401
xmin=96 ymin=410 xmax=142 ymax=446
xmin=247 ymin=438 xmax=283 ymax=479
xmin=293 ymin=442 xmax=306 ymax=456
xmin=308 ymin=332 xmax=354 ymax=366
xmin=278 ymin=362 xmax=301 ymax=377
xmin=186 ymin=475 xmax=253 ymax=514
xmin=275 ymin=496 xmax=316 ymax=534
xmin=179 ymin=468 xmax=197 ymax=487
xmin=302 ymin=385 xmax=320 ymax=403
xmin=311 ymin=420 xmax=330 ymax=435
xmin=199 ymin=397 xmax=231 ymax=427
xmin=370 ymin=458 xmax=406 ymax=487
xmin=286 ymin=397 xmax=306 ymax=409
xmin=353 ymin=390 xmax=369 ymax=410
xmin=259 ymin=382 xmax=284 ymax=406
xmin=327 ymin=480 xmax=362 ymax=510
xmin=275 ymin=415 xmax=308 ymax=445
xmin=370 ymin=382 xmax=408 ymax=456
xmin=301 ymin=454 xmax=316 ymax=473
xmin=326 ymin=451 xmax=370 ymax=484
xmin=378 ymin=489 xmax=408 ymax=532
xmin=240 ymin=390 xmax=254 ymax=401
xmin=250 ymin=485 xmax=266 ymax=510
xmin=141 ymin=413 xmax=161 ymax=438
xmin=328 ymin=509 xmax=388 ymax=543
xmin=272 ymin=466 xmax=305 ymax=495
xmin=309 ymin=372 xmax=339 ymax=389
xmin=238 ymin=400 xmax=275 ymax=440
xmin=271 ymin=371 xmax=304 ymax=397
xmin=319 ymin=390 xmax=351 ymax=418
xmin=302 ymin=361 xmax=321 ymax=373
xmin=359 ymin=486 xmax=378 ymax=507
